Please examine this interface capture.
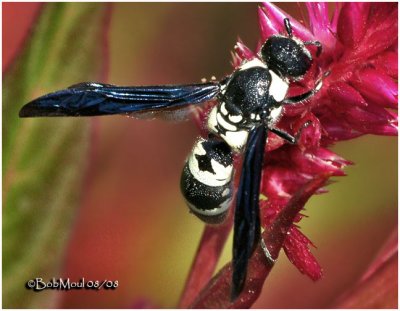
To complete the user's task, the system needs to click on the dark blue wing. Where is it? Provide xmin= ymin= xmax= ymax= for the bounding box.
xmin=19 ymin=82 xmax=220 ymax=117
xmin=231 ymin=125 xmax=267 ymax=300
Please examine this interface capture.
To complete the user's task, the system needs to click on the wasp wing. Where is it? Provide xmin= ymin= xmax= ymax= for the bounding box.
xmin=232 ymin=125 xmax=267 ymax=300
xmin=19 ymin=82 xmax=220 ymax=117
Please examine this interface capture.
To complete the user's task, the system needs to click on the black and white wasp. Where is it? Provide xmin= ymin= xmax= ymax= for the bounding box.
xmin=19 ymin=18 xmax=324 ymax=300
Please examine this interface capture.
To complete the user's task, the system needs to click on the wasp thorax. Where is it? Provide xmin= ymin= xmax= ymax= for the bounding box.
xmin=223 ymin=65 xmax=271 ymax=119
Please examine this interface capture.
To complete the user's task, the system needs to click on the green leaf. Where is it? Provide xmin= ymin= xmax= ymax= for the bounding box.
xmin=3 ymin=3 xmax=108 ymax=308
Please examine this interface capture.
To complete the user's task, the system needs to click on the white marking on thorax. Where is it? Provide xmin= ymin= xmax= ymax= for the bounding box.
xmin=228 ymin=114 xmax=242 ymax=123
xmin=239 ymin=58 xmax=267 ymax=71
xmin=208 ymin=105 xmax=239 ymax=133
xmin=220 ymin=83 xmax=227 ymax=95
xmin=269 ymin=70 xmax=289 ymax=102
xmin=220 ymin=103 xmax=228 ymax=115
xmin=217 ymin=112 xmax=237 ymax=131
xmin=220 ymin=130 xmax=249 ymax=152
xmin=207 ymin=106 xmax=218 ymax=133
xmin=188 ymin=140 xmax=233 ymax=187
xmin=208 ymin=106 xmax=250 ymax=152
xmin=268 ymin=106 xmax=283 ymax=126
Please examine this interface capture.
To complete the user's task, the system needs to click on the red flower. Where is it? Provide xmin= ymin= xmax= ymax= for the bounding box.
xmin=181 ymin=3 xmax=397 ymax=308
xmin=233 ymin=1 xmax=398 ymax=283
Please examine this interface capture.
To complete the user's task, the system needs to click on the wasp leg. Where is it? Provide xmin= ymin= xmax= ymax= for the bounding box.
xmin=282 ymin=79 xmax=323 ymax=105
xmin=269 ymin=121 xmax=312 ymax=144
xmin=269 ymin=127 xmax=296 ymax=144
xmin=282 ymin=69 xmax=331 ymax=106
xmin=260 ymin=238 xmax=276 ymax=265
xmin=304 ymin=40 xmax=322 ymax=57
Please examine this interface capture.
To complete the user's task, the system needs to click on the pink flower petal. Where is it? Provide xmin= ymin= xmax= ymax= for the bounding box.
xmin=283 ymin=227 xmax=322 ymax=281
xmin=291 ymin=148 xmax=347 ymax=176
xmin=357 ymin=4 xmax=398 ymax=61
xmin=313 ymin=147 xmax=353 ymax=167
xmin=266 ymin=132 xmax=286 ymax=152
xmin=345 ymin=115 xmax=398 ymax=136
xmin=372 ymin=51 xmax=398 ymax=79
xmin=362 ymin=104 xmax=398 ymax=135
xmin=328 ymin=82 xmax=367 ymax=108
xmin=350 ymin=68 xmax=398 ymax=109
xmin=343 ymin=104 xmax=398 ymax=136
xmin=292 ymin=112 xmax=322 ymax=150
xmin=337 ymin=3 xmax=370 ymax=47
xmin=234 ymin=38 xmax=255 ymax=61
xmin=344 ymin=107 xmax=385 ymax=127
xmin=230 ymin=51 xmax=242 ymax=68
xmin=368 ymin=3 xmax=398 ymax=26
xmin=262 ymin=2 xmax=314 ymax=41
xmin=330 ymin=2 xmax=341 ymax=33
xmin=261 ymin=167 xmax=302 ymax=203
xmin=258 ymin=5 xmax=281 ymax=42
xmin=319 ymin=115 xmax=364 ymax=141
xmin=316 ymin=104 xmax=371 ymax=141
xmin=371 ymin=124 xmax=398 ymax=136
xmin=305 ymin=3 xmax=339 ymax=56
xmin=306 ymin=2 xmax=329 ymax=31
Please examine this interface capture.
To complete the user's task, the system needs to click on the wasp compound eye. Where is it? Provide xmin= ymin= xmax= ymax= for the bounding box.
xmin=261 ymin=36 xmax=312 ymax=79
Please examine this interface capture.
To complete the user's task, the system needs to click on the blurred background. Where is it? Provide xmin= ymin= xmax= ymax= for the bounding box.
xmin=3 ymin=3 xmax=397 ymax=308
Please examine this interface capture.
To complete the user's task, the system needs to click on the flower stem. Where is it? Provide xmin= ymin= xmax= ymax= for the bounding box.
xmin=178 ymin=211 xmax=233 ymax=308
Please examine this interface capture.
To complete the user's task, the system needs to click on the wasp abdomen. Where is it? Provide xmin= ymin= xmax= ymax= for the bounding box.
xmin=180 ymin=137 xmax=233 ymax=224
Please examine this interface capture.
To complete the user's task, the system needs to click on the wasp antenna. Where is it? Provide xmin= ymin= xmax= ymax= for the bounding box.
xmin=284 ymin=18 xmax=293 ymax=38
